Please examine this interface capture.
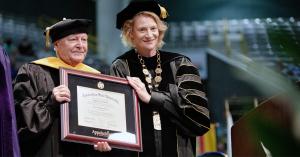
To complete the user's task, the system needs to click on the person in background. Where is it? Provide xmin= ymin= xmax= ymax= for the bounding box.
xmin=13 ymin=18 xmax=111 ymax=156
xmin=0 ymin=45 xmax=20 ymax=157
xmin=109 ymin=1 xmax=210 ymax=157
xmin=17 ymin=37 xmax=35 ymax=57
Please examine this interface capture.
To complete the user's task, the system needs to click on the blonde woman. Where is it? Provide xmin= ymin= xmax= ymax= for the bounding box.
xmin=110 ymin=1 xmax=210 ymax=157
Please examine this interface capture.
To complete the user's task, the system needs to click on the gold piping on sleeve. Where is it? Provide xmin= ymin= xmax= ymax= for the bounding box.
xmin=176 ymin=73 xmax=200 ymax=78
xmin=183 ymin=108 xmax=210 ymax=130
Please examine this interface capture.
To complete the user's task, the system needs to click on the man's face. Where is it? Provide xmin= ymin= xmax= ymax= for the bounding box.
xmin=54 ymin=33 xmax=88 ymax=66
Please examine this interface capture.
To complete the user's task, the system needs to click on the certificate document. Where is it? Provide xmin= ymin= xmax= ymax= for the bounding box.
xmin=77 ymin=86 xmax=127 ymax=132
xmin=60 ymin=67 xmax=142 ymax=151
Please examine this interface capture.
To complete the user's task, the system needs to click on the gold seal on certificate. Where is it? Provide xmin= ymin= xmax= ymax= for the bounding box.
xmin=97 ymin=81 xmax=104 ymax=89
xmin=59 ymin=68 xmax=142 ymax=152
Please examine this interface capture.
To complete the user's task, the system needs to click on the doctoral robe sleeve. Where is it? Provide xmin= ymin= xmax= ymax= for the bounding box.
xmin=149 ymin=57 xmax=210 ymax=136
xmin=13 ymin=64 xmax=57 ymax=133
xmin=110 ymin=59 xmax=130 ymax=78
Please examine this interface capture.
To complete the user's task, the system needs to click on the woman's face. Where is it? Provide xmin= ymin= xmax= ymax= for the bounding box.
xmin=54 ymin=33 xmax=88 ymax=66
xmin=131 ymin=15 xmax=159 ymax=55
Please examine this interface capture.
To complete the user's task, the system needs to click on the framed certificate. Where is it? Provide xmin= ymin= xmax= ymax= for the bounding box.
xmin=59 ymin=68 xmax=142 ymax=152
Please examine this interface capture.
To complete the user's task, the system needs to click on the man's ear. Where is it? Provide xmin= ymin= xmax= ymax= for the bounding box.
xmin=53 ymin=42 xmax=58 ymax=51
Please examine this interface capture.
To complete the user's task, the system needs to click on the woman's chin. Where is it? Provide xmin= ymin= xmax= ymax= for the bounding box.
xmin=142 ymin=45 xmax=156 ymax=51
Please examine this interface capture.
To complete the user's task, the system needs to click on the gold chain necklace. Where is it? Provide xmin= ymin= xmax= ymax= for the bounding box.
xmin=137 ymin=51 xmax=162 ymax=89
xmin=137 ymin=50 xmax=163 ymax=131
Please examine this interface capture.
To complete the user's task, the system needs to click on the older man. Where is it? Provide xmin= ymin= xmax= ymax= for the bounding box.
xmin=13 ymin=18 xmax=109 ymax=157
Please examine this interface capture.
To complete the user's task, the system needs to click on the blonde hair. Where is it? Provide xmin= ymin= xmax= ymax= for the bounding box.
xmin=120 ymin=11 xmax=168 ymax=49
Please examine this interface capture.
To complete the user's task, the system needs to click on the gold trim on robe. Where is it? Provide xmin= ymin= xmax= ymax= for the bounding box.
xmin=32 ymin=57 xmax=100 ymax=74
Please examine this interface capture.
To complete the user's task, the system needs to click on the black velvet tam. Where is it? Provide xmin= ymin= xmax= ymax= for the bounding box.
xmin=116 ymin=1 xmax=167 ymax=29
xmin=44 ymin=18 xmax=91 ymax=43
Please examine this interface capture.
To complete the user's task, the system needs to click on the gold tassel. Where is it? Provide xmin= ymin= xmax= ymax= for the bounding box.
xmin=158 ymin=4 xmax=168 ymax=19
xmin=45 ymin=27 xmax=51 ymax=48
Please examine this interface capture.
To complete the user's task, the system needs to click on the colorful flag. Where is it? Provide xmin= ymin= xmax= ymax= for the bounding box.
xmin=197 ymin=123 xmax=217 ymax=155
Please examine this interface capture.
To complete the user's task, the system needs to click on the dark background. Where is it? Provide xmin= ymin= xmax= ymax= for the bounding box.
xmin=1 ymin=0 xmax=300 ymax=22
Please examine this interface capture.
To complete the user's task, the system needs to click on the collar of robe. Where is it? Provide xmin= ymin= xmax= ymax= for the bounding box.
xmin=32 ymin=57 xmax=100 ymax=74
